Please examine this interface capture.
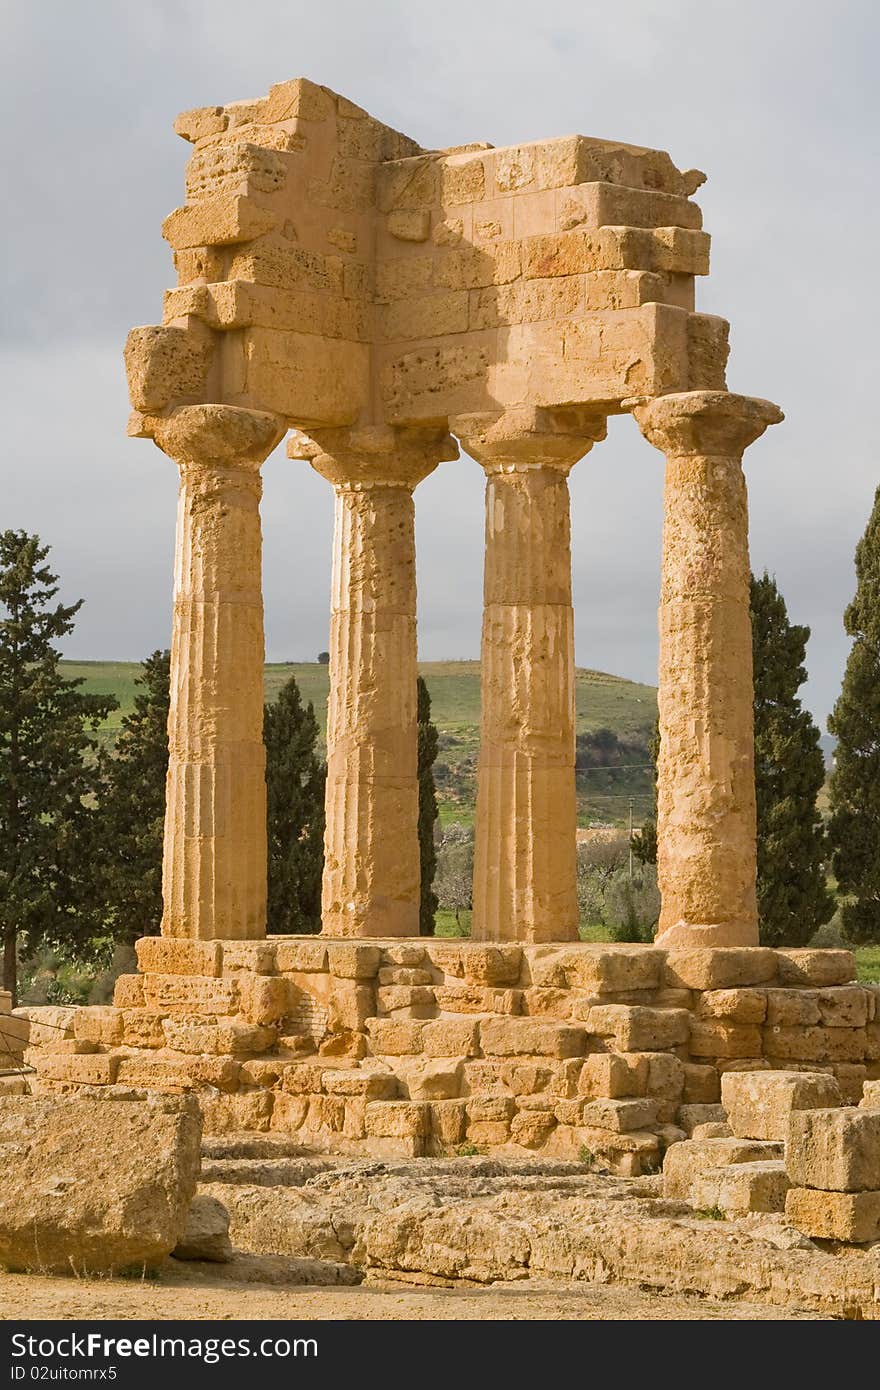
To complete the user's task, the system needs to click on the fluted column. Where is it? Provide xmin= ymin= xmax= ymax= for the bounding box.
xmin=289 ymin=425 xmax=458 ymax=937
xmin=453 ymin=408 xmax=606 ymax=942
xmin=632 ymin=390 xmax=783 ymax=948
xmin=151 ymin=404 xmax=285 ymax=939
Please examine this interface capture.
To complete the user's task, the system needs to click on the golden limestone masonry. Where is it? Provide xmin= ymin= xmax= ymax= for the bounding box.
xmin=23 ymin=78 xmax=879 ymax=1215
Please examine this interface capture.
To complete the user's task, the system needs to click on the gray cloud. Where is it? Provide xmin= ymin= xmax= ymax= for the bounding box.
xmin=2 ymin=0 xmax=877 ymax=723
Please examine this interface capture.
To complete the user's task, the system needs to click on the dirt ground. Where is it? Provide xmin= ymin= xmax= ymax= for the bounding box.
xmin=0 ymin=1264 xmax=827 ymax=1320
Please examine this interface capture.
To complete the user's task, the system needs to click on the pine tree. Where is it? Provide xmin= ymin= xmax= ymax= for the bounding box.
xmin=751 ymin=572 xmax=833 ymax=946
xmin=0 ymin=531 xmax=116 ymax=1001
xmin=97 ymin=650 xmax=170 ymax=945
xmin=828 ymin=488 xmax=880 ymax=943
xmin=417 ymin=675 xmax=440 ymax=936
xmin=264 ymin=676 xmax=325 ymax=934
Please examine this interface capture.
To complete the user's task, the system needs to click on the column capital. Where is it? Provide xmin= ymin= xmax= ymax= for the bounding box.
xmin=630 ymin=390 xmax=783 ymax=459
xmin=452 ymin=406 xmax=606 ymax=473
xmin=144 ymin=404 xmax=286 ymax=470
xmin=287 ymin=424 xmax=458 ymax=489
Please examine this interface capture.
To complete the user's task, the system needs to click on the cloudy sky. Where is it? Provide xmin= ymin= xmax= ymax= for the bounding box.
xmin=3 ymin=0 xmax=877 ymax=724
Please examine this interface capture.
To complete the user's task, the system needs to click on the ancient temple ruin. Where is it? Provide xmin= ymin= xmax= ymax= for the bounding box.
xmin=123 ymin=76 xmax=782 ymax=951
xmin=17 ymin=79 xmax=877 ymax=1187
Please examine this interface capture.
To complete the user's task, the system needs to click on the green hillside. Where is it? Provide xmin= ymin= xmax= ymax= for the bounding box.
xmin=62 ymin=659 xmax=658 ymax=828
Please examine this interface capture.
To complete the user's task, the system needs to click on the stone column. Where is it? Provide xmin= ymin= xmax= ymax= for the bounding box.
xmin=452 ymin=408 xmax=606 ymax=942
xmin=632 ymin=390 xmax=783 ymax=948
xmin=289 ymin=425 xmax=458 ymax=937
xmin=151 ymin=404 xmax=285 ymax=939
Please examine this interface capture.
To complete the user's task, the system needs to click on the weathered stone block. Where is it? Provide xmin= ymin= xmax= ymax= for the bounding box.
xmin=142 ymin=975 xmax=238 ymax=1016
xmin=785 ymin=1186 xmax=880 ymax=1243
xmin=663 ymin=1136 xmax=779 ymax=1199
xmin=322 ymin=1071 xmax=397 ymax=1100
xmin=817 ymin=988 xmax=869 ymax=1029
xmin=38 ymin=1054 xmax=120 ymax=1086
xmin=688 ymin=1019 xmax=763 ymax=1058
xmin=580 ymin=1098 xmax=658 ymax=1133
xmin=677 ymin=1103 xmax=726 ymax=1135
xmin=366 ymin=1018 xmax=424 ymax=1055
xmin=775 ymin=949 xmax=856 ymax=987
xmin=326 ymin=943 xmax=381 ymax=979
xmin=429 ymin=1099 xmax=468 ymax=1148
xmin=421 ymin=1018 xmax=480 ymax=1057
xmin=72 ymin=1008 xmax=124 ymax=1047
xmin=480 ymin=1018 xmax=586 ymax=1058
xmin=721 ymin=1069 xmax=843 ymax=1141
xmin=237 ymin=975 xmax=289 ymax=1026
xmin=861 ymin=1080 xmax=880 ymax=1109
xmin=113 ymin=975 xmax=145 ymax=1009
xmin=460 ymin=945 xmax=522 ymax=986
xmin=578 ymin=1051 xmax=647 ymax=1099
xmin=696 ymin=989 xmax=767 ymax=1024
xmin=0 ymin=1093 xmax=200 ymax=1273
xmin=220 ymin=941 xmax=278 ymax=975
xmin=765 ymin=990 xmax=820 ymax=1027
xmin=365 ymin=1100 xmax=429 ymax=1138
xmin=274 ymin=940 xmax=328 ymax=973
xmin=682 ymin=1063 xmax=720 ymax=1104
xmin=586 ymin=1004 xmax=690 ymax=1051
xmin=787 ymin=1107 xmax=880 ymax=1192
xmin=664 ymin=948 xmax=777 ymax=991
xmin=566 ymin=946 xmax=664 ymax=995
xmin=162 ymin=195 xmax=277 ymax=249
xmin=689 ymin=1160 xmax=789 ymax=1216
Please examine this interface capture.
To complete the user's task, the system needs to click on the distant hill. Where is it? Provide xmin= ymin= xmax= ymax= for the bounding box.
xmin=62 ymin=659 xmax=659 ymax=829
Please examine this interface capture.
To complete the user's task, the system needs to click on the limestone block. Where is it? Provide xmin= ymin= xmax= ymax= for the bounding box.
xmin=327 ymin=944 xmax=386 ymax=983
xmin=861 ymin=1081 xmax=880 ymax=1109
xmin=689 ymin=1020 xmax=763 ymax=1059
xmin=585 ymin=1005 xmax=690 ymax=1051
xmin=377 ymin=967 xmax=433 ymax=986
xmin=377 ymin=985 xmax=435 ymax=1017
xmin=174 ymin=106 xmax=228 ymax=143
xmin=765 ymin=989 xmax=820 ymax=1027
xmin=559 ymin=181 xmax=702 ymax=232
xmin=279 ymin=1063 xmax=327 ymax=1094
xmin=721 ymin=1070 xmax=844 ymax=1142
xmin=664 ymin=949 xmax=777 ymax=991
xmin=645 ymin=1053 xmax=686 ymax=1101
xmin=364 ymin=1100 xmax=429 ymax=1138
xmin=0 ymin=1078 xmax=28 ymax=1097
xmin=785 ymin=1186 xmax=880 ymax=1243
xmin=236 ymin=976 xmax=289 ymax=1026
xmin=38 ymin=1054 xmax=120 ymax=1086
xmin=114 ymin=1055 xmax=240 ymax=1093
xmin=833 ymin=1064 xmax=867 ymax=1104
xmin=269 ymin=1093 xmax=309 ymax=1132
xmin=521 ymin=988 xmax=577 ymax=1019
xmin=677 ymin=1104 xmax=727 ymax=1135
xmin=113 ymin=975 xmax=145 ymax=1009
xmin=141 ymin=975 xmax=239 ymax=1018
xmin=460 ymin=945 xmax=522 ymax=987
xmin=787 ymin=1107 xmax=880 ymax=1192
xmin=432 ymin=243 xmax=521 ymax=291
xmin=663 ymin=1137 xmax=779 ymax=1199
xmin=162 ymin=195 xmax=277 ymax=249
xmin=366 ymin=1018 xmax=424 ymax=1055
xmin=319 ymin=1031 xmax=367 ymax=1060
xmin=275 ymin=941 xmax=328 ymax=973
xmin=395 ymin=1060 xmax=463 ymax=1101
xmin=136 ymin=938 xmax=222 ymax=978
xmin=687 ymin=312 xmax=729 ymax=389
xmin=242 ymin=328 xmax=368 ymax=425
xmin=421 ymin=1019 xmax=480 ymax=1057
xmin=689 ymin=1161 xmax=790 ymax=1217
xmin=775 ymin=949 xmax=856 ymax=987
xmin=502 ymin=1062 xmax=556 ymax=1095
xmin=428 ymin=1099 xmax=468 ymax=1148
xmin=696 ymin=989 xmax=767 ymax=1024
xmin=0 ymin=1014 xmax=29 ymax=1053
xmin=0 ymin=1093 xmax=200 ymax=1274
xmin=382 ymin=945 xmax=429 ymax=967
xmin=12 ymin=1007 xmax=76 ymax=1047
xmin=172 ymin=1194 xmax=232 ymax=1263
xmin=480 ymin=1019 xmax=586 ymax=1058
xmin=221 ymin=942 xmax=278 ymax=975
xmin=200 ymin=1089 xmax=273 ymax=1134
xmin=817 ymin=988 xmax=869 ymax=1029
xmin=764 ymin=1026 xmax=867 ymax=1063
xmin=580 ymin=1098 xmax=658 ymax=1133
xmin=423 ymin=942 xmax=463 ymax=977
xmin=124 ymin=323 xmax=214 ymax=413
xmin=382 ymin=290 xmax=470 ymax=342
xmin=322 ymin=1072 xmax=397 ymax=1100
xmin=692 ymin=1122 xmax=732 ymax=1139
xmin=185 ymin=142 xmax=287 ymax=201
xmin=120 ymin=1011 xmax=169 ymax=1049
xmin=328 ymin=980 xmax=376 ymax=1032
xmin=433 ymin=985 xmax=520 ymax=1015
xmin=578 ymin=1052 xmax=648 ymax=1099
xmin=566 ymin=946 xmax=664 ymax=995
xmin=510 ymin=1110 xmax=556 ymax=1148
xmin=577 ymin=1126 xmax=660 ymax=1176
xmin=387 ymin=210 xmax=431 ymax=242
xmin=72 ymin=1008 xmax=124 ymax=1047
xmin=161 ymin=1017 xmax=275 ymax=1055
xmin=682 ymin=1063 xmax=720 ymax=1104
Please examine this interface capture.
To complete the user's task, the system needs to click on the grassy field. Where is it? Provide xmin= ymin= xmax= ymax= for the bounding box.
xmin=63 ymin=658 xmax=658 ymax=829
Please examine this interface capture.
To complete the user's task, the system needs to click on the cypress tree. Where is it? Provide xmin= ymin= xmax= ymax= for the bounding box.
xmin=417 ymin=675 xmax=439 ymax=936
xmin=0 ymin=531 xmax=115 ymax=1001
xmin=264 ymin=676 xmax=325 ymax=934
xmin=98 ymin=650 xmax=169 ymax=945
xmin=828 ymin=488 xmax=880 ymax=943
xmin=751 ymin=571 xmax=833 ymax=946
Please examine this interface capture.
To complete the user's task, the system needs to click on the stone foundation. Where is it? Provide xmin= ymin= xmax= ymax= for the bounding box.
xmin=18 ymin=942 xmax=879 ymax=1175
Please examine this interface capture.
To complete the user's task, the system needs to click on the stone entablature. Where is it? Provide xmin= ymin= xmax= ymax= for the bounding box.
xmin=16 ymin=943 xmax=879 ymax=1176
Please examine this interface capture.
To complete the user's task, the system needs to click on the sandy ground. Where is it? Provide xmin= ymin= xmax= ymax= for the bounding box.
xmin=0 ymin=1265 xmax=827 ymax=1320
